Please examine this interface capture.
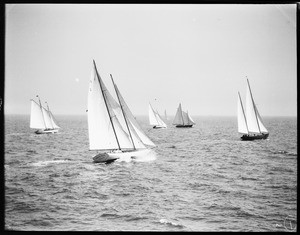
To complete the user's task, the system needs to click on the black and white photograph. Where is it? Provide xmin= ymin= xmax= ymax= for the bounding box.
xmin=3 ymin=3 xmax=297 ymax=231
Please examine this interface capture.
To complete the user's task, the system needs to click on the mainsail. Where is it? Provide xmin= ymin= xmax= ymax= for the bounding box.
xmin=173 ymin=103 xmax=184 ymax=125
xmin=237 ymin=79 xmax=268 ymax=135
xmin=87 ymin=61 xmax=155 ymax=151
xmin=237 ymin=92 xmax=248 ymax=134
xmin=111 ymin=74 xmax=155 ymax=148
xmin=30 ymin=100 xmax=46 ymax=129
xmin=148 ymin=103 xmax=167 ymax=128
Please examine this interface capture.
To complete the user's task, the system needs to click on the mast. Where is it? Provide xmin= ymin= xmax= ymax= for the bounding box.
xmin=246 ymin=78 xmax=261 ymax=133
xmin=36 ymin=95 xmax=47 ymax=129
xmin=238 ymin=91 xmax=249 ymax=133
xmin=180 ymin=103 xmax=185 ymax=125
xmin=93 ymin=60 xmax=121 ymax=150
xmin=110 ymin=74 xmax=136 ymax=150
xmin=45 ymin=102 xmax=54 ymax=129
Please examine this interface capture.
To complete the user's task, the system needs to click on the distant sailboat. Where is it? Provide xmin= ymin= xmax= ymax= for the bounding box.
xmin=164 ymin=109 xmax=168 ymax=120
xmin=30 ymin=95 xmax=60 ymax=134
xmin=148 ymin=103 xmax=167 ymax=129
xmin=172 ymin=103 xmax=195 ymax=128
xmin=237 ymin=79 xmax=269 ymax=140
xmin=87 ymin=60 xmax=156 ymax=163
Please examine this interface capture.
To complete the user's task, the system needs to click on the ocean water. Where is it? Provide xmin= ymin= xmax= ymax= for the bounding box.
xmin=4 ymin=115 xmax=297 ymax=231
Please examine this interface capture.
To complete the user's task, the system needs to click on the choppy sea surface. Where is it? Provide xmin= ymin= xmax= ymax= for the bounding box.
xmin=4 ymin=115 xmax=297 ymax=231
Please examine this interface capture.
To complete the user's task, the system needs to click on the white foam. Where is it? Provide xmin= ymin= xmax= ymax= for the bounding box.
xmin=159 ymin=218 xmax=183 ymax=227
xmin=31 ymin=159 xmax=70 ymax=167
xmin=115 ymin=149 xmax=157 ymax=163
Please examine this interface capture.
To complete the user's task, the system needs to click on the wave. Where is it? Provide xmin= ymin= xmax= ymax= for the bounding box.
xmin=115 ymin=149 xmax=157 ymax=163
xmin=240 ymin=176 xmax=258 ymax=181
xmin=159 ymin=219 xmax=184 ymax=228
xmin=31 ymin=159 xmax=71 ymax=167
xmin=271 ymin=150 xmax=297 ymax=157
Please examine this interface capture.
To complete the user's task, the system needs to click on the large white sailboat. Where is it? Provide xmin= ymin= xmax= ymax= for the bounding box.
xmin=237 ymin=79 xmax=269 ymax=140
xmin=30 ymin=95 xmax=60 ymax=134
xmin=87 ymin=60 xmax=156 ymax=163
xmin=148 ymin=103 xmax=167 ymax=129
xmin=172 ymin=103 xmax=195 ymax=128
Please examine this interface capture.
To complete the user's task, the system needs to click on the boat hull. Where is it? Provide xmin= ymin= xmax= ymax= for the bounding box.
xmin=175 ymin=125 xmax=193 ymax=128
xmin=241 ymin=133 xmax=269 ymax=141
xmin=153 ymin=125 xmax=167 ymax=129
xmin=93 ymin=149 xmax=155 ymax=163
xmin=93 ymin=153 xmax=119 ymax=164
xmin=35 ymin=129 xmax=59 ymax=134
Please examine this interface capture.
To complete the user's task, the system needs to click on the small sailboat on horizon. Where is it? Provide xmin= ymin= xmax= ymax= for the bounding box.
xmin=172 ymin=103 xmax=195 ymax=128
xmin=30 ymin=95 xmax=60 ymax=134
xmin=237 ymin=78 xmax=269 ymax=141
xmin=148 ymin=103 xmax=167 ymax=129
xmin=87 ymin=60 xmax=156 ymax=163
xmin=164 ymin=109 xmax=168 ymax=121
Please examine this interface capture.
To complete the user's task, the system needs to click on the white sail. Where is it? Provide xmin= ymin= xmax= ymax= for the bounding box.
xmin=148 ymin=103 xmax=158 ymax=125
xmin=173 ymin=103 xmax=184 ymax=125
xmin=255 ymin=105 xmax=268 ymax=133
xmin=41 ymin=107 xmax=53 ymax=129
xmin=245 ymin=81 xmax=261 ymax=134
xmin=148 ymin=103 xmax=167 ymax=127
xmin=49 ymin=111 xmax=60 ymax=129
xmin=30 ymin=100 xmax=46 ymax=129
xmin=87 ymin=63 xmax=133 ymax=150
xmin=237 ymin=92 xmax=248 ymax=134
xmin=186 ymin=111 xmax=195 ymax=125
xmin=182 ymin=111 xmax=190 ymax=125
xmin=113 ymin=82 xmax=155 ymax=147
xmin=112 ymin=80 xmax=146 ymax=149
xmin=155 ymin=112 xmax=167 ymax=127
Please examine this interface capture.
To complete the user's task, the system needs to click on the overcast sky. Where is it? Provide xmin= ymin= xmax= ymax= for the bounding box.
xmin=5 ymin=4 xmax=297 ymax=116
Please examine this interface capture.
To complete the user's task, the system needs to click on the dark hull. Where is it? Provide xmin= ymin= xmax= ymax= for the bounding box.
xmin=153 ymin=125 xmax=166 ymax=129
xmin=241 ymin=133 xmax=269 ymax=141
xmin=176 ymin=125 xmax=193 ymax=128
xmin=35 ymin=129 xmax=58 ymax=134
xmin=93 ymin=153 xmax=119 ymax=164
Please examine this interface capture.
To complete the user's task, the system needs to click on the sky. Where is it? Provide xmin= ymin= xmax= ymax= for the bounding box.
xmin=4 ymin=4 xmax=297 ymax=116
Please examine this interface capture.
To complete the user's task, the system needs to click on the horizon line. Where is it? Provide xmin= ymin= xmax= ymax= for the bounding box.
xmin=3 ymin=113 xmax=297 ymax=118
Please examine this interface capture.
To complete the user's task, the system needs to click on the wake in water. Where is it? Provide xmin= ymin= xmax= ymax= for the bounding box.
xmin=115 ymin=149 xmax=157 ymax=163
xmin=159 ymin=218 xmax=185 ymax=228
xmin=31 ymin=159 xmax=71 ymax=167
xmin=270 ymin=149 xmax=297 ymax=157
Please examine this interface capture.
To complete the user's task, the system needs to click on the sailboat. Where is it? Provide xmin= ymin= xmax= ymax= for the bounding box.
xmin=87 ymin=60 xmax=156 ymax=163
xmin=172 ymin=103 xmax=195 ymax=128
xmin=148 ymin=103 xmax=167 ymax=129
xmin=237 ymin=79 xmax=269 ymax=141
xmin=30 ymin=95 xmax=60 ymax=134
xmin=164 ymin=109 xmax=168 ymax=121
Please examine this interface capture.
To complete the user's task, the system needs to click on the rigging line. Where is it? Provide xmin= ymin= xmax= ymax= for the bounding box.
xmin=93 ymin=60 xmax=121 ymax=150
xmin=180 ymin=103 xmax=185 ymax=126
xmin=238 ymin=91 xmax=249 ymax=134
xmin=45 ymin=102 xmax=54 ymax=129
xmin=151 ymin=103 xmax=160 ymax=125
xmin=36 ymin=95 xmax=47 ymax=129
xmin=110 ymin=74 xmax=136 ymax=150
xmin=246 ymin=78 xmax=261 ymax=134
xmin=187 ymin=110 xmax=191 ymax=125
